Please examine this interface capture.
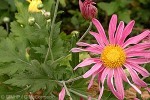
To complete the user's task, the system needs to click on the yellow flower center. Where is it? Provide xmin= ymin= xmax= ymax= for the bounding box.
xmin=27 ymin=0 xmax=42 ymax=12
xmin=101 ymin=45 xmax=126 ymax=68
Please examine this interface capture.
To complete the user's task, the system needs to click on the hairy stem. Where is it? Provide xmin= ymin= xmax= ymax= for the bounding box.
xmin=69 ymin=89 xmax=97 ymax=100
xmin=78 ymin=22 xmax=92 ymax=42
xmin=35 ymin=22 xmax=41 ymax=29
xmin=62 ymin=81 xmax=73 ymax=100
xmin=65 ymin=76 xmax=83 ymax=83
xmin=44 ymin=0 xmax=59 ymax=63
xmin=6 ymin=23 xmax=9 ymax=34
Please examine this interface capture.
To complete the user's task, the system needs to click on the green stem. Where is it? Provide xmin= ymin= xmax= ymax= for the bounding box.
xmin=69 ymin=89 xmax=97 ymax=100
xmin=6 ymin=23 xmax=9 ymax=35
xmin=18 ymin=58 xmax=32 ymax=66
xmin=78 ymin=22 xmax=92 ymax=42
xmin=35 ymin=22 xmax=41 ymax=29
xmin=62 ymin=81 xmax=73 ymax=100
xmin=65 ymin=76 xmax=83 ymax=83
xmin=44 ymin=0 xmax=59 ymax=63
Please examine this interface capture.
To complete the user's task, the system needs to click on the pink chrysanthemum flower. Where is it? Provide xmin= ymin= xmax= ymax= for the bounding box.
xmin=79 ymin=0 xmax=98 ymax=20
xmin=71 ymin=14 xmax=150 ymax=100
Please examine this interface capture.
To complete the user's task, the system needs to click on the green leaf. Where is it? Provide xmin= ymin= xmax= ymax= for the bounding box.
xmin=14 ymin=0 xmax=29 ymax=25
xmin=118 ymin=10 xmax=131 ymax=23
xmin=98 ymin=2 xmax=119 ymax=15
xmin=52 ymin=65 xmax=72 ymax=80
xmin=59 ymin=0 xmax=66 ymax=7
xmin=0 ymin=62 xmax=27 ymax=76
xmin=32 ymin=45 xmax=47 ymax=55
xmin=4 ymin=60 xmax=57 ymax=92
xmin=0 ymin=38 xmax=17 ymax=62
xmin=0 ymin=26 xmax=8 ymax=39
xmin=70 ymin=33 xmax=79 ymax=68
xmin=101 ymin=90 xmax=116 ymax=100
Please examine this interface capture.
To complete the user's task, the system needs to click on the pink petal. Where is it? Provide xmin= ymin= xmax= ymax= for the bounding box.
xmin=89 ymin=31 xmax=105 ymax=47
xmin=127 ymin=51 xmax=150 ymax=58
xmin=126 ymin=58 xmax=150 ymax=64
xmin=92 ymin=18 xmax=109 ymax=45
xmin=126 ymin=62 xmax=150 ymax=77
xmin=85 ymin=46 xmax=102 ymax=54
xmin=100 ymin=68 xmax=110 ymax=83
xmin=79 ymin=0 xmax=83 ymax=13
xmin=114 ymin=68 xmax=124 ymax=99
xmin=107 ymin=69 xmax=121 ymax=99
xmin=98 ymin=83 xmax=104 ymax=100
xmin=71 ymin=48 xmax=87 ymax=52
xmin=146 ymin=87 xmax=150 ymax=93
xmin=84 ymin=44 xmax=103 ymax=54
xmin=118 ymin=68 xmax=141 ymax=94
xmin=119 ymin=20 xmax=135 ymax=45
xmin=76 ymin=42 xmax=102 ymax=48
xmin=88 ymin=97 xmax=92 ymax=100
xmin=98 ymin=68 xmax=109 ymax=100
xmin=108 ymin=14 xmax=117 ymax=44
xmin=97 ymin=66 xmax=105 ymax=83
xmin=124 ymin=63 xmax=147 ymax=87
xmin=123 ymin=30 xmax=150 ymax=48
xmin=74 ymin=58 xmax=100 ymax=70
xmin=88 ymin=73 xmax=97 ymax=89
xmin=125 ymin=43 xmax=150 ymax=53
xmin=115 ymin=21 xmax=124 ymax=45
xmin=83 ymin=63 xmax=102 ymax=78
xmin=88 ymin=66 xmax=105 ymax=89
xmin=76 ymin=42 xmax=92 ymax=46
xmin=72 ymin=42 xmax=103 ymax=54
xmin=59 ymin=87 xmax=65 ymax=100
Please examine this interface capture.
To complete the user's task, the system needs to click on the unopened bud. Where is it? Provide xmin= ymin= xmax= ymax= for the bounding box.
xmin=26 ymin=48 xmax=30 ymax=61
xmin=79 ymin=0 xmax=98 ymax=20
xmin=3 ymin=17 xmax=10 ymax=23
xmin=71 ymin=31 xmax=79 ymax=37
xmin=37 ymin=3 xmax=44 ymax=10
xmin=44 ymin=12 xmax=51 ymax=19
xmin=28 ymin=17 xmax=35 ymax=26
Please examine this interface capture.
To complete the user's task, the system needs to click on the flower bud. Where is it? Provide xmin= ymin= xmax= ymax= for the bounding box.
xmin=25 ymin=48 xmax=30 ymax=61
xmin=44 ymin=12 xmax=51 ymax=19
xmin=37 ymin=3 xmax=44 ymax=10
xmin=71 ymin=30 xmax=79 ymax=37
xmin=3 ymin=17 xmax=10 ymax=23
xmin=79 ymin=0 xmax=98 ymax=20
xmin=28 ymin=17 xmax=35 ymax=26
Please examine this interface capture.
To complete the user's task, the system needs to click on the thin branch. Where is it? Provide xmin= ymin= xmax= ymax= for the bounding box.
xmin=18 ymin=58 xmax=32 ymax=66
xmin=44 ymin=0 xmax=60 ymax=63
xmin=69 ymin=89 xmax=97 ymax=100
xmin=62 ymin=81 xmax=73 ymax=100
xmin=78 ymin=22 xmax=92 ymax=42
xmin=65 ymin=76 xmax=83 ymax=83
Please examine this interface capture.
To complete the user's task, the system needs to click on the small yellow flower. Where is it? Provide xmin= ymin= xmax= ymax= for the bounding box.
xmin=27 ymin=0 xmax=42 ymax=12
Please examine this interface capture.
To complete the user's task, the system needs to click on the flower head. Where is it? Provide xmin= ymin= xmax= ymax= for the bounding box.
xmin=79 ymin=0 xmax=98 ymax=20
xmin=71 ymin=14 xmax=150 ymax=100
xmin=27 ymin=0 xmax=42 ymax=12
